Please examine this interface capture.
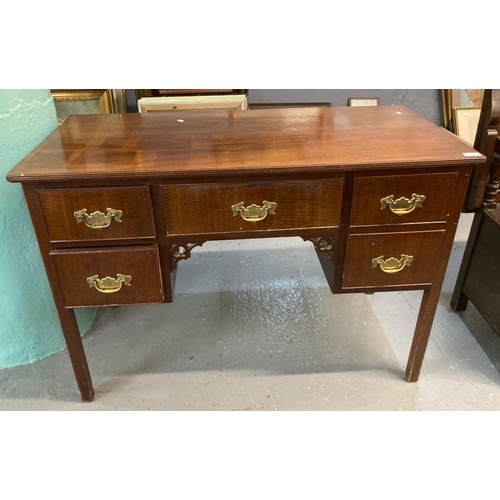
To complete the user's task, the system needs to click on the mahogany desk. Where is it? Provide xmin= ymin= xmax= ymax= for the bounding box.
xmin=6 ymin=106 xmax=486 ymax=402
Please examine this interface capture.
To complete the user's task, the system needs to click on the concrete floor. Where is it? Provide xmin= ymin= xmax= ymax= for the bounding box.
xmin=2 ymin=213 xmax=500 ymax=410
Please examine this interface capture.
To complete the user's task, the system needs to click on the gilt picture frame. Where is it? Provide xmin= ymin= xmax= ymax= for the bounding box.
xmin=51 ymin=89 xmax=115 ymax=124
xmin=442 ymin=89 xmax=485 ymax=132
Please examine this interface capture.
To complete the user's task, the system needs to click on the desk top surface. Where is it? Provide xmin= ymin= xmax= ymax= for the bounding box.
xmin=7 ymin=105 xmax=485 ymax=182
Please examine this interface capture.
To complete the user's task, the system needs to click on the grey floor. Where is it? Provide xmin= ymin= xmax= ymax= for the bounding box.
xmin=2 ymin=213 xmax=500 ymax=411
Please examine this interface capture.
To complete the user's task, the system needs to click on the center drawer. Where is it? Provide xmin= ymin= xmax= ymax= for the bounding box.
xmin=162 ymin=178 xmax=343 ymax=235
xmin=51 ymin=245 xmax=164 ymax=307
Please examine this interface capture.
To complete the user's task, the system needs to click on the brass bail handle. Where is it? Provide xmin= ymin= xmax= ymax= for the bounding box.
xmin=74 ymin=208 xmax=123 ymax=229
xmin=87 ymin=274 xmax=132 ymax=293
xmin=372 ymin=254 xmax=414 ymax=274
xmin=380 ymin=194 xmax=426 ymax=215
xmin=231 ymin=200 xmax=277 ymax=222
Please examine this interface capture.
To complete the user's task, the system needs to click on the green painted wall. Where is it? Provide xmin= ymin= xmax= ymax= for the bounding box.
xmin=0 ymin=89 xmax=95 ymax=367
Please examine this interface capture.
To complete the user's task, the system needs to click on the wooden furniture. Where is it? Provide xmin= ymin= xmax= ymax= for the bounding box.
xmin=451 ymin=90 xmax=500 ymax=334
xmin=6 ymin=106 xmax=485 ymax=402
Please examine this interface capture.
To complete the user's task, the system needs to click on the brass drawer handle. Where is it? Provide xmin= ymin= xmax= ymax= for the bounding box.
xmin=87 ymin=274 xmax=132 ymax=293
xmin=380 ymin=194 xmax=425 ymax=215
xmin=372 ymin=254 xmax=413 ymax=273
xmin=231 ymin=200 xmax=277 ymax=223
xmin=74 ymin=208 xmax=123 ymax=229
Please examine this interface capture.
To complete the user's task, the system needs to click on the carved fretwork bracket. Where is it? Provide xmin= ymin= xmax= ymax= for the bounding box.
xmin=170 ymin=242 xmax=205 ymax=271
xmin=302 ymin=236 xmax=335 ymax=261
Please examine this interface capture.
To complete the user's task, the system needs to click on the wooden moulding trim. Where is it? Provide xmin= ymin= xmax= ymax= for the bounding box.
xmin=6 ymin=159 xmax=485 ymax=184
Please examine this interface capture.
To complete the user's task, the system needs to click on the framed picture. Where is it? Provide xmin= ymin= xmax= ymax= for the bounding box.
xmin=453 ymin=106 xmax=482 ymax=146
xmin=348 ymin=98 xmax=379 ymax=107
xmin=441 ymin=89 xmax=485 ymax=132
xmin=51 ymin=89 xmax=115 ymax=124
xmin=135 ymin=89 xmax=246 ymax=100
xmin=137 ymin=95 xmax=248 ymax=113
xmin=112 ymin=89 xmax=127 ymax=113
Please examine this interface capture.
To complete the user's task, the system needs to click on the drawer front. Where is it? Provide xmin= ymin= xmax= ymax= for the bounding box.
xmin=162 ymin=178 xmax=343 ymax=235
xmin=38 ymin=187 xmax=156 ymax=243
xmin=51 ymin=246 xmax=164 ymax=307
xmin=350 ymin=173 xmax=458 ymax=226
xmin=342 ymin=230 xmax=445 ymax=288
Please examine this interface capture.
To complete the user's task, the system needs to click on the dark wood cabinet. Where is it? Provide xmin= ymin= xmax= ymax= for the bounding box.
xmin=6 ymin=106 xmax=485 ymax=401
xmin=451 ymin=90 xmax=500 ymax=337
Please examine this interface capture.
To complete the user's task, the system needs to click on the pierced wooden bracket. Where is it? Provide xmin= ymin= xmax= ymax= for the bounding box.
xmin=302 ymin=236 xmax=335 ymax=261
xmin=170 ymin=242 xmax=205 ymax=270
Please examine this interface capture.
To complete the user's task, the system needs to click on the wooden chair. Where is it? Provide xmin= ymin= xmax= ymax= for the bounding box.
xmin=451 ymin=89 xmax=500 ymax=335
